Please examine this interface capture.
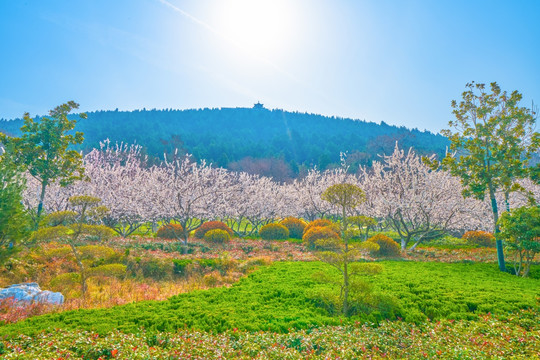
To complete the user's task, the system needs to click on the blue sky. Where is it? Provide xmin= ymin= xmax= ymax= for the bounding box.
xmin=0 ymin=0 xmax=539 ymax=132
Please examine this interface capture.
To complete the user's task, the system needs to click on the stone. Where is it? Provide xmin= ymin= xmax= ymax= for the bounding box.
xmin=0 ymin=283 xmax=64 ymax=305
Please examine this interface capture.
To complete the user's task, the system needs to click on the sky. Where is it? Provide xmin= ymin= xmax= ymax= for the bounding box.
xmin=0 ymin=0 xmax=539 ymax=133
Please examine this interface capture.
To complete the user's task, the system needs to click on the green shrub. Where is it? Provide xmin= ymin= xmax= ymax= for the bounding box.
xmin=303 ymin=226 xmax=339 ymax=250
xmin=128 ymin=257 xmax=173 ymax=280
xmin=172 ymin=259 xmax=194 ymax=276
xmin=462 ymin=231 xmax=496 ymax=247
xmin=204 ymin=229 xmax=231 ymax=244
xmin=304 ymin=219 xmax=339 ymax=236
xmin=367 ymin=234 xmax=401 ymax=257
xmin=499 ymin=206 xmax=540 ymax=277
xmin=155 ymin=224 xmax=184 ymax=240
xmin=197 ymin=258 xmax=220 ymax=269
xmin=259 ymin=223 xmax=289 ymax=240
xmin=172 ymin=258 xmax=224 ymax=277
xmin=194 ymin=221 xmax=234 ymax=239
xmin=279 ymin=217 xmax=307 ymax=239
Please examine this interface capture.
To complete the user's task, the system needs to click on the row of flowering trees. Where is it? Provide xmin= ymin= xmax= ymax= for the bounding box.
xmin=23 ymin=141 xmax=539 ymax=249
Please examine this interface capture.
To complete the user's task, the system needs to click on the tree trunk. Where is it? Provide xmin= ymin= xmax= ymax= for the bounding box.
xmin=489 ymin=186 xmax=506 ymax=272
xmin=70 ymin=244 xmax=87 ymax=304
xmin=400 ymin=235 xmax=410 ymax=250
xmin=35 ymin=180 xmax=48 ymax=229
xmin=409 ymin=238 xmax=422 ymax=251
xmin=343 ymin=263 xmax=349 ymax=316
xmin=341 ymin=205 xmax=349 ymax=317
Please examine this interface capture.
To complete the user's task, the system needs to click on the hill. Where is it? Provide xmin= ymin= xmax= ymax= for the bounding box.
xmin=0 ymin=105 xmax=448 ymax=179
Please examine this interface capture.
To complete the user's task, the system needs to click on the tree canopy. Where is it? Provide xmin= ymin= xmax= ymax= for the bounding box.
xmin=440 ymin=82 xmax=539 ymax=271
xmin=0 ymin=101 xmax=87 ymax=225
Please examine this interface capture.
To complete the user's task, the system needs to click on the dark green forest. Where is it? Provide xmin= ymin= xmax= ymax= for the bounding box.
xmin=0 ymin=105 xmax=448 ymax=179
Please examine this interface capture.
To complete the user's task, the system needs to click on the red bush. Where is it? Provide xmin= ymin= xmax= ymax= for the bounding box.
xmin=155 ymin=224 xmax=184 ymax=239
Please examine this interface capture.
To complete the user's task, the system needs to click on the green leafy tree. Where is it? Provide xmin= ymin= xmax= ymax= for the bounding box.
xmin=0 ymin=158 xmax=31 ymax=264
xmin=498 ymin=206 xmax=540 ymax=277
xmin=32 ymin=196 xmax=114 ymax=302
xmin=315 ymin=183 xmax=382 ymax=316
xmin=0 ymin=101 xmax=86 ymax=227
xmin=439 ymin=82 xmax=539 ymax=272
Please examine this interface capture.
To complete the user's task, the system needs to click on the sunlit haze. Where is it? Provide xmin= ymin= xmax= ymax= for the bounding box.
xmin=1 ymin=0 xmax=539 ymax=132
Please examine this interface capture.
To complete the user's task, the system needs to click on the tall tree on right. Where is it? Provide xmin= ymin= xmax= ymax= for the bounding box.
xmin=440 ymin=82 xmax=539 ymax=272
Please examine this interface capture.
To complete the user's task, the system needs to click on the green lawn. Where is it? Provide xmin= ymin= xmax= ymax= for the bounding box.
xmin=1 ymin=261 xmax=538 ymax=336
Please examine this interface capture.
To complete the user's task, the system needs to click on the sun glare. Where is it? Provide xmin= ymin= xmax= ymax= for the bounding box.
xmin=213 ymin=0 xmax=294 ymax=59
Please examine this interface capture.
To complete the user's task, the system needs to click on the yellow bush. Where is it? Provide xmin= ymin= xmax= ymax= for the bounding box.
xmin=204 ymin=229 xmax=231 ymax=244
xmin=279 ymin=217 xmax=307 ymax=239
xmin=78 ymin=245 xmax=117 ymax=261
xmin=259 ymin=223 xmax=289 ymax=240
xmin=304 ymin=219 xmax=340 ymax=236
xmin=462 ymin=230 xmax=495 ymax=247
xmin=367 ymin=234 xmax=401 ymax=257
xmin=194 ymin=221 xmax=234 ymax=239
xmin=303 ymin=226 xmax=340 ymax=250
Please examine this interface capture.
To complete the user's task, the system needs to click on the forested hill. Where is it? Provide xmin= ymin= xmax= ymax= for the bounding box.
xmin=0 ymin=105 xmax=448 ymax=179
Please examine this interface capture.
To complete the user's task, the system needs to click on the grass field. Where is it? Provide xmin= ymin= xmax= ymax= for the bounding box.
xmin=2 ymin=261 xmax=538 ymax=337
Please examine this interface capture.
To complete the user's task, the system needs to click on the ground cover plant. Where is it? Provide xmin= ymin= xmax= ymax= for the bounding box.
xmin=2 ymin=311 xmax=539 ymax=359
xmin=2 ymin=261 xmax=539 ymax=337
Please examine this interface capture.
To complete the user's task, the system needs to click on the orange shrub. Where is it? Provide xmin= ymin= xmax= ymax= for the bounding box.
xmin=367 ymin=234 xmax=401 ymax=257
xmin=462 ymin=231 xmax=496 ymax=247
xmin=194 ymin=221 xmax=234 ymax=239
xmin=304 ymin=219 xmax=340 ymax=236
xmin=155 ymin=224 xmax=183 ymax=239
xmin=259 ymin=223 xmax=289 ymax=240
xmin=280 ymin=217 xmax=307 ymax=239
xmin=303 ymin=226 xmax=340 ymax=250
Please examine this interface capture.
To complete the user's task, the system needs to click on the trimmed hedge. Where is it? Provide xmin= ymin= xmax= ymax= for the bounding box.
xmin=259 ymin=223 xmax=289 ymax=240
xmin=367 ymin=234 xmax=401 ymax=257
xmin=194 ymin=221 xmax=234 ymax=239
xmin=155 ymin=224 xmax=183 ymax=240
xmin=462 ymin=231 xmax=496 ymax=248
xmin=303 ymin=226 xmax=340 ymax=250
xmin=279 ymin=217 xmax=307 ymax=239
xmin=304 ymin=219 xmax=339 ymax=236
xmin=204 ymin=229 xmax=231 ymax=244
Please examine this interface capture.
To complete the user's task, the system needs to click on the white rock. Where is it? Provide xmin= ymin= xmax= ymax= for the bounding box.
xmin=0 ymin=283 xmax=64 ymax=305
